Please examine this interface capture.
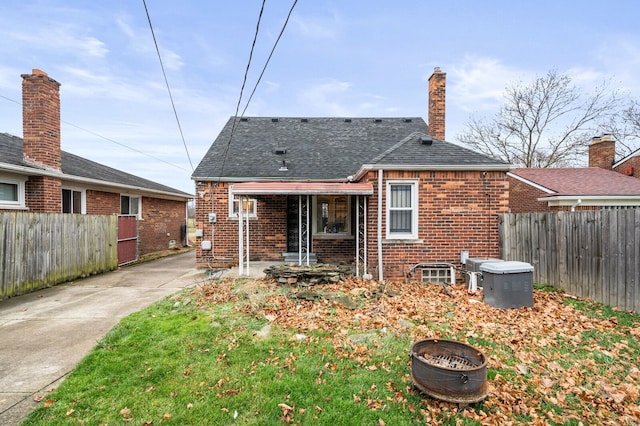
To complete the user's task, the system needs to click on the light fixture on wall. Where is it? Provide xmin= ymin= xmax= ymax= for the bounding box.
xmin=279 ymin=159 xmax=288 ymax=172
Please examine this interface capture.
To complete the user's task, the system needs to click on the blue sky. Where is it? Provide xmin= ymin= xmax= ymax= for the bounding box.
xmin=1 ymin=1 xmax=639 ymax=194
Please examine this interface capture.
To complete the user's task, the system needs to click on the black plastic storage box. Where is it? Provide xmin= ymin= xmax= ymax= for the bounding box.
xmin=479 ymin=261 xmax=534 ymax=308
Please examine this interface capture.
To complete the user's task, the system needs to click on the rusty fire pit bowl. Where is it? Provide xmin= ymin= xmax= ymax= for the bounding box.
xmin=410 ymin=339 xmax=487 ymax=404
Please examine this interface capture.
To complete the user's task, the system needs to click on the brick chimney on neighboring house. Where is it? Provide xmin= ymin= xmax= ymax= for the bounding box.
xmin=21 ymin=69 xmax=63 ymax=212
xmin=588 ymin=134 xmax=615 ymax=170
xmin=428 ymin=67 xmax=446 ymax=140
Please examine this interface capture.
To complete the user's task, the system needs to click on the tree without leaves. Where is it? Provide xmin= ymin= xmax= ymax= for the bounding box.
xmin=457 ymin=70 xmax=619 ymax=168
xmin=601 ymin=99 xmax=640 ymax=156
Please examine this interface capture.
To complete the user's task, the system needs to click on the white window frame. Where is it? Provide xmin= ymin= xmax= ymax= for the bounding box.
xmin=61 ymin=187 xmax=86 ymax=214
xmin=312 ymin=195 xmax=351 ymax=236
xmin=120 ymin=194 xmax=142 ymax=218
xmin=386 ymin=180 xmax=419 ymax=240
xmin=0 ymin=175 xmax=26 ymax=209
xmin=228 ymin=187 xmax=257 ymax=218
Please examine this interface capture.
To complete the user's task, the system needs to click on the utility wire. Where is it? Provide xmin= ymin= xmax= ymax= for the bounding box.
xmin=142 ymin=0 xmax=194 ymax=171
xmin=219 ymin=0 xmax=267 ymax=179
xmin=217 ymin=0 xmax=298 ymax=179
xmin=0 ymin=94 xmax=190 ymax=172
xmin=240 ymin=0 xmax=298 ymax=118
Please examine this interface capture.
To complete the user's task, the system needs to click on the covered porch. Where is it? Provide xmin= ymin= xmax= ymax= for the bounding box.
xmin=231 ymin=181 xmax=373 ymax=277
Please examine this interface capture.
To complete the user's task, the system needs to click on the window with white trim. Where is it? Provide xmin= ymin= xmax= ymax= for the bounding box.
xmin=62 ymin=188 xmax=85 ymax=214
xmin=228 ymin=190 xmax=257 ymax=218
xmin=0 ymin=176 xmax=26 ymax=209
xmin=121 ymin=195 xmax=141 ymax=217
xmin=313 ymin=196 xmax=350 ymax=235
xmin=386 ymin=180 xmax=418 ymax=239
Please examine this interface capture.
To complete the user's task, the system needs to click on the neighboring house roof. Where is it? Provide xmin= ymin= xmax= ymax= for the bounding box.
xmin=613 ymin=146 xmax=640 ymax=169
xmin=192 ymin=117 xmax=510 ymax=182
xmin=0 ymin=132 xmax=192 ymax=199
xmin=509 ymin=167 xmax=640 ymax=209
xmin=509 ymin=167 xmax=640 ymax=196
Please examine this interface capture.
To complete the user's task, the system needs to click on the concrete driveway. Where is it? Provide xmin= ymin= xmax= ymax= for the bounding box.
xmin=0 ymin=251 xmax=205 ymax=426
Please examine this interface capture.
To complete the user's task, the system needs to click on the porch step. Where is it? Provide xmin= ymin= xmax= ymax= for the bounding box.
xmin=282 ymin=252 xmax=318 ymax=264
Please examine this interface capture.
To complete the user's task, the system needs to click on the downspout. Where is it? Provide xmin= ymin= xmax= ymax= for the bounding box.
xmin=570 ymin=199 xmax=582 ymax=212
xmin=245 ymin=196 xmax=250 ymax=275
xmin=378 ymin=170 xmax=383 ymax=281
xmin=238 ymin=193 xmax=243 ymax=276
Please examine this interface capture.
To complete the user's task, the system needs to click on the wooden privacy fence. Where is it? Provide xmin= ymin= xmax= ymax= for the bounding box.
xmin=0 ymin=212 xmax=118 ymax=299
xmin=499 ymin=210 xmax=640 ymax=314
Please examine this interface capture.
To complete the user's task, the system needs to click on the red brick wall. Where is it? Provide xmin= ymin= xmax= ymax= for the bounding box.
xmin=139 ymin=197 xmax=187 ymax=255
xmin=508 ymin=176 xmax=551 ymax=213
xmin=195 ymin=182 xmax=288 ymax=268
xmin=428 ymin=68 xmax=446 ymax=140
xmin=86 ymin=189 xmax=187 ymax=255
xmin=25 ymin=176 xmax=62 ymax=212
xmin=21 ymin=70 xmax=62 ymax=171
xmin=195 ymin=169 xmax=510 ymax=279
xmin=86 ymin=190 xmax=120 ymax=214
xmin=365 ymin=170 xmax=508 ymax=279
xmin=613 ymin=155 xmax=640 ymax=178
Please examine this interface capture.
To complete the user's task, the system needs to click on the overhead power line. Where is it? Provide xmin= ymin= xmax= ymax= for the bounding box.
xmin=218 ymin=0 xmax=299 ymax=179
xmin=0 ymin=94 xmax=191 ymax=173
xmin=142 ymin=0 xmax=195 ymax=172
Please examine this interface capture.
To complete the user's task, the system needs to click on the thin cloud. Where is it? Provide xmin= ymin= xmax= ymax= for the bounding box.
xmin=448 ymin=56 xmax=527 ymax=113
xmin=291 ymin=10 xmax=342 ymax=40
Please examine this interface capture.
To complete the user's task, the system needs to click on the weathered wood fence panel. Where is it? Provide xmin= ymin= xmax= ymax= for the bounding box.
xmin=0 ymin=212 xmax=118 ymax=299
xmin=499 ymin=210 xmax=640 ymax=314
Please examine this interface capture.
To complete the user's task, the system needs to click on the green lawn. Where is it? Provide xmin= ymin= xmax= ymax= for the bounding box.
xmin=22 ymin=278 xmax=640 ymax=425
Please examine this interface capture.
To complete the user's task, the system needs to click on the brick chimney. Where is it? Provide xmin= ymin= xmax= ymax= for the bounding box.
xmin=588 ymin=134 xmax=615 ymax=170
xmin=21 ymin=69 xmax=62 ymax=171
xmin=428 ymin=67 xmax=446 ymax=140
xmin=21 ymin=69 xmax=63 ymax=212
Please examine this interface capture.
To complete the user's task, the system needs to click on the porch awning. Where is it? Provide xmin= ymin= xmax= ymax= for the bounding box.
xmin=232 ymin=181 xmax=373 ymax=195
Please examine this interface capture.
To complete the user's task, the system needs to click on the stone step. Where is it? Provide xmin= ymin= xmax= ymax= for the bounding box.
xmin=282 ymin=252 xmax=318 ymax=264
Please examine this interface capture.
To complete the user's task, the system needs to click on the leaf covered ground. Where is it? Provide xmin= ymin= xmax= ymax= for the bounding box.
xmin=196 ymin=276 xmax=640 ymax=425
xmin=23 ymin=275 xmax=640 ymax=425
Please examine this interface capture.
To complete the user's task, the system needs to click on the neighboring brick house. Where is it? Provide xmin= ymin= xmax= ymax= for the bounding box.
xmin=508 ymin=167 xmax=640 ymax=212
xmin=509 ymin=134 xmax=640 ymax=212
xmin=589 ymin=133 xmax=640 ymax=179
xmin=191 ymin=68 xmax=511 ymax=280
xmin=0 ymin=70 xmax=192 ymax=257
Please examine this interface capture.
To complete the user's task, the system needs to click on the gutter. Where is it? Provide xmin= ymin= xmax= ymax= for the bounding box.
xmin=1 ymin=162 xmax=193 ymax=200
xmin=354 ymin=163 xmax=512 ymax=181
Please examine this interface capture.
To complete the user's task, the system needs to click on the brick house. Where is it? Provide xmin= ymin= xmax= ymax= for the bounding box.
xmin=0 ymin=70 xmax=192 ymax=257
xmin=589 ymin=133 xmax=640 ymax=179
xmin=508 ymin=135 xmax=640 ymax=212
xmin=191 ymin=68 xmax=512 ymax=280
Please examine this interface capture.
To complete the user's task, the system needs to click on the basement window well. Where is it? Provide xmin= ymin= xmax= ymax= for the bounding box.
xmin=421 ymin=267 xmax=452 ymax=284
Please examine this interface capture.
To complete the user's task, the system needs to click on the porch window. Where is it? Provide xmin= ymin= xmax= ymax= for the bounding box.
xmin=0 ymin=176 xmax=25 ymax=209
xmin=230 ymin=196 xmax=257 ymax=218
xmin=314 ymin=196 xmax=349 ymax=234
xmin=121 ymin=195 xmax=141 ymax=217
xmin=387 ymin=181 xmax=418 ymax=239
xmin=62 ymin=188 xmax=84 ymax=214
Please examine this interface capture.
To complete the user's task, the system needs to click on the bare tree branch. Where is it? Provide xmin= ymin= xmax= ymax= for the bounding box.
xmin=457 ymin=70 xmax=621 ymax=168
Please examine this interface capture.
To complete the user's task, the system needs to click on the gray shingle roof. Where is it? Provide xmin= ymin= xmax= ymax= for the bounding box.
xmin=0 ymin=132 xmax=191 ymax=197
xmin=192 ymin=117 xmax=510 ymax=181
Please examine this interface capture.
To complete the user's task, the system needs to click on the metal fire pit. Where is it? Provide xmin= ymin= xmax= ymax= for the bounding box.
xmin=410 ymin=339 xmax=487 ymax=404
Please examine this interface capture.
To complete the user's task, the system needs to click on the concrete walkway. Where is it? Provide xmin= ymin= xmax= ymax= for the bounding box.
xmin=0 ymin=251 xmax=208 ymax=426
